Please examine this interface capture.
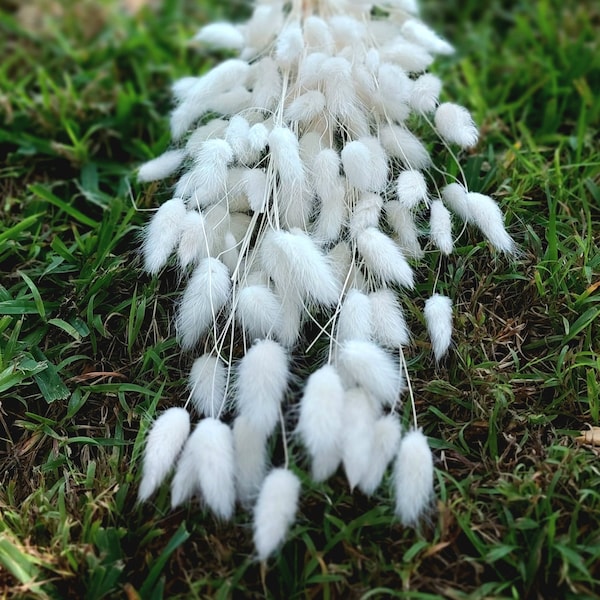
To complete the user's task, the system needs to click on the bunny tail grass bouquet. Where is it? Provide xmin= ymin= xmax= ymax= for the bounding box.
xmin=136 ymin=0 xmax=515 ymax=560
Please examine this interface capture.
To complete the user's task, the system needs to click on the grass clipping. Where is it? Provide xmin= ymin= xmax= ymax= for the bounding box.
xmin=136 ymin=0 xmax=515 ymax=561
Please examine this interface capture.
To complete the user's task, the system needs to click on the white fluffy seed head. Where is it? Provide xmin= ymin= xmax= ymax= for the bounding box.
xmin=341 ymin=140 xmax=371 ymax=191
xmin=183 ymin=139 xmax=234 ymax=207
xmin=349 ymin=192 xmax=383 ymax=238
xmin=401 ymin=19 xmax=454 ymax=55
xmin=429 ymin=199 xmax=454 ymax=255
xmin=138 ymin=149 xmax=186 ymax=183
xmin=336 ymin=289 xmax=373 ymax=343
xmin=142 ymin=198 xmax=187 ymax=275
xmin=356 ymin=227 xmax=415 ymax=289
xmin=275 ymin=23 xmax=304 ymax=68
xmin=170 ymin=60 xmax=250 ymax=140
xmin=236 ymin=284 xmax=283 ymax=341
xmin=380 ymin=125 xmax=431 ymax=170
xmin=358 ymin=414 xmax=402 ymax=496
xmin=337 ymin=340 xmax=402 ymax=407
xmin=297 ymin=364 xmax=345 ymax=481
xmin=341 ymin=138 xmax=388 ymax=193
xmin=171 ymin=423 xmax=202 ymax=508
xmin=435 ymin=103 xmax=479 ymax=148
xmin=185 ymin=119 xmax=228 ymax=156
xmin=341 ymin=387 xmax=378 ymax=490
xmin=188 ymin=354 xmax=227 ymax=417
xmin=224 ymin=116 xmax=251 ymax=162
xmin=176 ymin=258 xmax=232 ymax=351
xmin=385 ymin=201 xmax=424 ymax=259
xmin=253 ymin=468 xmax=301 ymax=561
xmin=441 ymin=182 xmax=470 ymax=221
xmin=380 ymin=40 xmax=434 ymax=73
xmin=194 ymin=23 xmax=245 ymax=50
xmin=193 ymin=418 xmax=236 ymax=520
xmin=396 ymin=170 xmax=429 ymax=210
xmin=313 ymin=149 xmax=346 ymax=242
xmin=394 ymin=429 xmax=434 ymax=527
xmin=177 ymin=210 xmax=209 ymax=269
xmin=285 ymin=91 xmax=327 ymax=124
xmin=376 ymin=63 xmax=411 ymax=122
xmin=424 ymin=294 xmax=452 ymax=361
xmin=260 ymin=228 xmax=341 ymax=307
xmin=251 ymin=57 xmax=283 ymax=113
xmin=409 ymin=73 xmax=442 ymax=114
xmin=233 ymin=415 xmax=268 ymax=506
xmin=467 ymin=193 xmax=516 ymax=253
xmin=138 ymin=407 xmax=190 ymax=503
xmin=369 ymin=289 xmax=410 ymax=348
xmin=303 ymin=16 xmax=335 ymax=53
xmin=268 ymin=126 xmax=304 ymax=185
xmin=248 ymin=122 xmax=270 ymax=154
xmin=329 ymin=15 xmax=366 ymax=50
xmin=235 ymin=339 xmax=289 ymax=436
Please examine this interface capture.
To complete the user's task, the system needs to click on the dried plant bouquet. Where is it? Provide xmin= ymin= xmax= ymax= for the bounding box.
xmin=136 ymin=0 xmax=514 ymax=560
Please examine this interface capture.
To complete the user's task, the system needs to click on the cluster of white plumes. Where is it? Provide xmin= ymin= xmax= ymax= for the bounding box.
xmin=136 ymin=0 xmax=514 ymax=561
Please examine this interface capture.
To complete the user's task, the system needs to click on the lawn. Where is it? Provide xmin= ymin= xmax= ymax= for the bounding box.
xmin=1 ymin=0 xmax=599 ymax=598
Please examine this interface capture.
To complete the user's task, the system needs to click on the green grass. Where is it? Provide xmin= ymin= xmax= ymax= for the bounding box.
xmin=1 ymin=0 xmax=599 ymax=597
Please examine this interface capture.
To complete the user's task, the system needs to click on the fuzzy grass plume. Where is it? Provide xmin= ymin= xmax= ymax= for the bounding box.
xmin=137 ymin=0 xmax=516 ymax=559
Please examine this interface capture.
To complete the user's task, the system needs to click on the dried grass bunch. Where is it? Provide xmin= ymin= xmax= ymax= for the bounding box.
xmin=136 ymin=0 xmax=514 ymax=560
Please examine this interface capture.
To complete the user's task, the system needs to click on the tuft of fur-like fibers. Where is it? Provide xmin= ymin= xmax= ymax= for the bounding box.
xmin=260 ymin=228 xmax=341 ymax=306
xmin=179 ymin=139 xmax=233 ymax=206
xmin=385 ymin=201 xmax=424 ymax=259
xmin=409 ymin=73 xmax=441 ymax=114
xmin=393 ymin=429 xmax=434 ymax=526
xmin=424 ymin=294 xmax=452 ymax=361
xmin=253 ymin=468 xmax=301 ymax=561
xmin=349 ymin=192 xmax=383 ymax=239
xmin=233 ymin=416 xmax=268 ymax=506
xmin=396 ymin=170 xmax=428 ymax=210
xmin=401 ymin=19 xmax=454 ymax=55
xmin=193 ymin=418 xmax=236 ymax=520
xmin=235 ymin=339 xmax=289 ymax=436
xmin=358 ymin=414 xmax=402 ymax=495
xmin=434 ymin=102 xmax=479 ymax=148
xmin=297 ymin=365 xmax=345 ymax=481
xmin=138 ymin=407 xmax=190 ymax=502
xmin=142 ymin=198 xmax=187 ymax=275
xmin=369 ymin=289 xmax=410 ymax=348
xmin=171 ymin=423 xmax=203 ymax=508
xmin=341 ymin=387 xmax=378 ymax=489
xmin=176 ymin=258 xmax=232 ymax=351
xmin=194 ymin=22 xmax=245 ymax=50
xmin=356 ymin=227 xmax=414 ymax=289
xmin=138 ymin=149 xmax=186 ymax=183
xmin=236 ymin=284 xmax=283 ymax=341
xmin=177 ymin=210 xmax=209 ymax=269
xmin=337 ymin=340 xmax=402 ymax=407
xmin=467 ymin=193 xmax=516 ymax=253
xmin=429 ymin=199 xmax=453 ymax=255
xmin=379 ymin=124 xmax=431 ymax=170
xmin=337 ymin=289 xmax=373 ymax=343
xmin=312 ymin=149 xmax=347 ymax=242
xmin=188 ymin=354 xmax=227 ymax=417
xmin=441 ymin=182 xmax=470 ymax=223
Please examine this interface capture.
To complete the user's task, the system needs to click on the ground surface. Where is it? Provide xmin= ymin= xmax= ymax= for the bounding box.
xmin=1 ymin=0 xmax=599 ymax=598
